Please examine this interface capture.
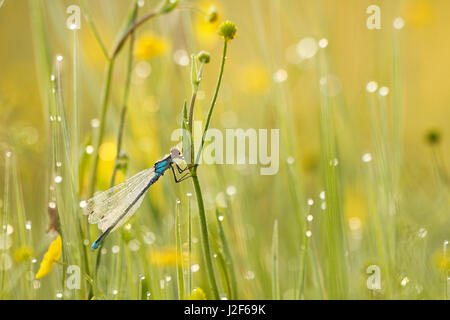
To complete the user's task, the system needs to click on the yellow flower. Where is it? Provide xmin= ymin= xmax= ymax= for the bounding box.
xmin=187 ymin=287 xmax=207 ymax=300
xmin=35 ymin=235 xmax=62 ymax=279
xmin=405 ymin=0 xmax=434 ymax=26
xmin=432 ymin=251 xmax=449 ymax=273
xmin=344 ymin=188 xmax=368 ymax=231
xmin=13 ymin=246 xmax=34 ymax=263
xmin=148 ymin=247 xmax=178 ymax=266
xmin=135 ymin=33 xmax=169 ymax=60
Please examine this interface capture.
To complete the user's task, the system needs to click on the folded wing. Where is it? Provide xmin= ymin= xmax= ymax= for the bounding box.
xmin=83 ymin=168 xmax=155 ymax=232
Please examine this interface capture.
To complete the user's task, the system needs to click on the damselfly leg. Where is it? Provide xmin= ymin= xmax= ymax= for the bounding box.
xmin=171 ymin=163 xmax=192 ymax=183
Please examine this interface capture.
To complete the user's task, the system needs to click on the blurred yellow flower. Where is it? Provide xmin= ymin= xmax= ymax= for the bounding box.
xmin=405 ymin=0 xmax=434 ymax=26
xmin=13 ymin=246 xmax=34 ymax=263
xmin=148 ymin=247 xmax=178 ymax=266
xmin=35 ymin=235 xmax=62 ymax=279
xmin=135 ymin=33 xmax=169 ymax=60
xmin=99 ymin=141 xmax=117 ymax=162
xmin=432 ymin=251 xmax=449 ymax=273
xmin=194 ymin=2 xmax=223 ymax=48
xmin=344 ymin=188 xmax=368 ymax=231
xmin=240 ymin=62 xmax=269 ymax=94
xmin=187 ymin=287 xmax=207 ymax=300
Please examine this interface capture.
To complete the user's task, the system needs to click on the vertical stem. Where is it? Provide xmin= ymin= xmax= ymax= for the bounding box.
xmin=187 ymin=194 xmax=192 ymax=295
xmin=191 ymin=174 xmax=220 ymax=299
xmin=195 ymin=40 xmax=228 ymax=165
xmin=444 ymin=240 xmax=449 ymax=300
xmin=110 ymin=28 xmax=136 ymax=187
xmin=176 ymin=200 xmax=184 ymax=300
xmin=187 ymin=39 xmax=230 ymax=300
xmin=72 ymin=28 xmax=79 ymax=193
xmin=272 ymin=220 xmax=280 ymax=300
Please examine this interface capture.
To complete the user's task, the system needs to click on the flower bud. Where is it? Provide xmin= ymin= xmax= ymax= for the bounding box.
xmin=218 ymin=20 xmax=237 ymax=40
xmin=198 ymin=51 xmax=211 ymax=64
xmin=205 ymin=6 xmax=218 ymax=23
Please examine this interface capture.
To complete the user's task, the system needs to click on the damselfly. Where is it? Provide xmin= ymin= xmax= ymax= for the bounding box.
xmin=82 ymin=147 xmax=191 ymax=250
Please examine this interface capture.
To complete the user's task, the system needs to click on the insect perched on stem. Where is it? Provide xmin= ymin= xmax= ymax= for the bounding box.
xmin=83 ymin=147 xmax=191 ymax=250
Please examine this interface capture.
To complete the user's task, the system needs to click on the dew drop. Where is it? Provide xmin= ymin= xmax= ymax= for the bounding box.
xmin=244 ymin=270 xmax=255 ymax=280
xmin=91 ymin=119 xmax=100 ymax=128
xmin=273 ymin=69 xmax=288 ymax=83
xmin=318 ymin=38 xmax=328 ymax=48
xmin=191 ymin=264 xmax=200 ymax=272
xmin=143 ymin=232 xmax=156 ymax=245
xmin=86 ymin=145 xmax=94 ymax=154
xmin=296 ymin=37 xmax=318 ymax=59
xmin=173 ymin=49 xmax=189 ymax=66
xmin=129 ymin=239 xmax=141 ymax=251
xmin=112 ymin=245 xmax=120 ymax=254
xmin=393 ymin=17 xmax=405 ymax=30
xmin=226 ymin=185 xmax=237 ymax=196
xmin=379 ymin=86 xmax=389 ymax=96
xmin=366 ymin=81 xmax=378 ymax=93
xmin=362 ymin=153 xmax=373 ymax=163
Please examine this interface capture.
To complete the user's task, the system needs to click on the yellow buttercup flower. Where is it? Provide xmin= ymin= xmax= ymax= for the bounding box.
xmin=135 ymin=33 xmax=169 ymax=60
xmin=187 ymin=287 xmax=207 ymax=300
xmin=13 ymin=246 xmax=34 ymax=263
xmin=35 ymin=235 xmax=62 ymax=279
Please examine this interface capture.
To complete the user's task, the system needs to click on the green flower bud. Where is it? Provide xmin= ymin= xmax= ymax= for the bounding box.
xmin=198 ymin=51 xmax=211 ymax=64
xmin=218 ymin=20 xmax=237 ymax=40
xmin=205 ymin=6 xmax=218 ymax=23
xmin=158 ymin=0 xmax=179 ymax=14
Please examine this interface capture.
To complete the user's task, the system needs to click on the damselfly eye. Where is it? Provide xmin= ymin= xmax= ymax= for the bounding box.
xmin=170 ymin=147 xmax=181 ymax=157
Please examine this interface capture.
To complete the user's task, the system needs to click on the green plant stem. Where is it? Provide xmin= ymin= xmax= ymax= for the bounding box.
xmin=110 ymin=26 xmax=136 ymax=187
xmin=187 ymin=194 xmax=192 ymax=294
xmin=216 ymin=209 xmax=238 ymax=299
xmin=187 ymin=39 xmax=230 ymax=300
xmin=272 ymin=220 xmax=280 ymax=300
xmin=80 ymin=0 xmax=109 ymax=59
xmin=194 ymin=40 xmax=228 ymax=165
xmin=191 ymin=173 xmax=220 ymax=299
xmin=176 ymin=201 xmax=184 ymax=300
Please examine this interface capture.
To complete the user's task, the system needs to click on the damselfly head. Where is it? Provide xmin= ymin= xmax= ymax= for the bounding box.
xmin=170 ymin=147 xmax=183 ymax=160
